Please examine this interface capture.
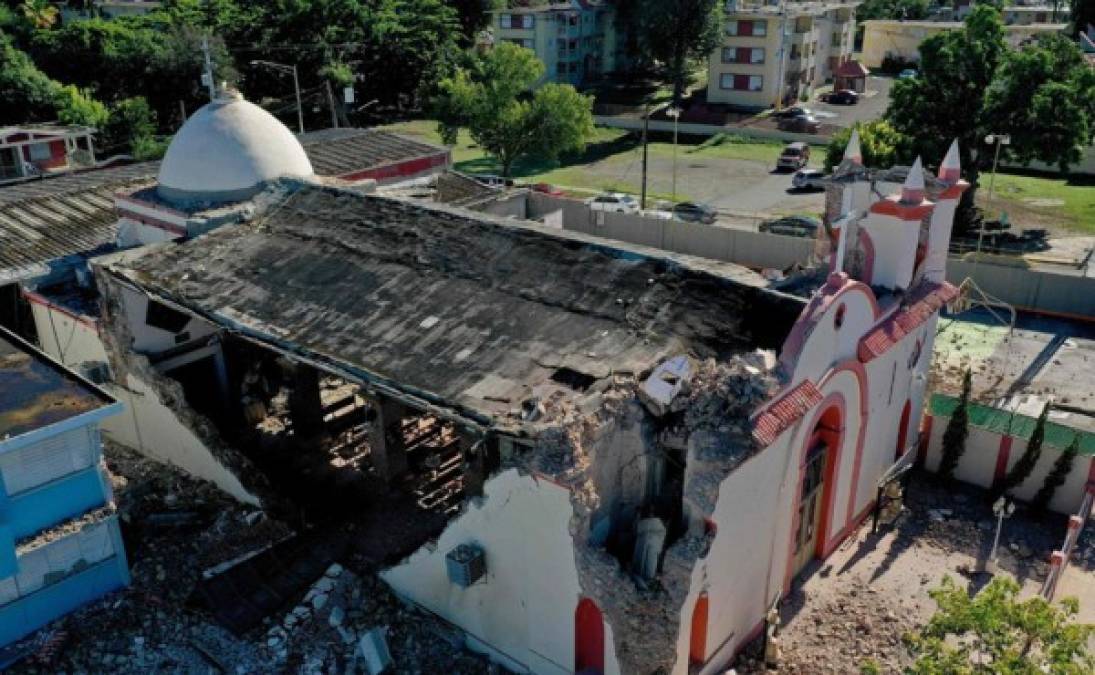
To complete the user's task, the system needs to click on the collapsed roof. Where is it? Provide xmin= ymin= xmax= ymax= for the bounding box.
xmin=106 ymin=184 xmax=805 ymax=429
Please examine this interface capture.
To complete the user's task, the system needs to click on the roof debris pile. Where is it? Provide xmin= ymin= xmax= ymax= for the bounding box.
xmin=512 ymin=350 xmax=779 ymax=673
xmin=3 ymin=443 xmax=490 ymax=674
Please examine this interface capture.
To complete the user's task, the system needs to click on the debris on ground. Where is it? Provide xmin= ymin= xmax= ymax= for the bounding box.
xmin=5 ymin=442 xmax=491 ymax=674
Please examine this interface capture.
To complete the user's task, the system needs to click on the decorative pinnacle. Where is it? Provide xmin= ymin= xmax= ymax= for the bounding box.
xmin=901 ymin=156 xmax=925 ymax=203
xmin=938 ymin=139 xmax=961 ymax=182
xmin=843 ymin=128 xmax=862 ymax=165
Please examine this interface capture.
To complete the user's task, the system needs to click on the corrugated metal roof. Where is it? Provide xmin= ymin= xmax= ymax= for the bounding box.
xmin=0 ymin=162 xmax=159 ymax=206
xmin=299 ymin=128 xmax=447 ymax=178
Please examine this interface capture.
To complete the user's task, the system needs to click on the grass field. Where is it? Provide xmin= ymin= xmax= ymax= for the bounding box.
xmin=976 ymin=173 xmax=1095 ymax=234
xmin=378 ymin=121 xmax=790 ymax=202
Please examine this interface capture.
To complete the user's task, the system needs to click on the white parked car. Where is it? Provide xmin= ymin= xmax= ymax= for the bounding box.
xmin=587 ymin=192 xmax=640 ymax=214
xmin=791 ymin=168 xmax=827 ymax=191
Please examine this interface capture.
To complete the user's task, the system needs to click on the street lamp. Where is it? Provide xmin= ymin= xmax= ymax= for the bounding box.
xmin=977 ymin=133 xmax=1011 ymax=259
xmin=251 ymin=59 xmax=304 ymax=135
xmin=985 ymin=496 xmax=1016 ymax=574
xmin=666 ymin=106 xmax=681 ymax=204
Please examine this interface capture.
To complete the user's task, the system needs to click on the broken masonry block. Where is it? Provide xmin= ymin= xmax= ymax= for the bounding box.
xmin=638 ymin=356 xmax=691 ymax=418
xmin=357 ymin=627 xmax=393 ymax=675
xmin=446 ymin=543 xmax=486 ymax=587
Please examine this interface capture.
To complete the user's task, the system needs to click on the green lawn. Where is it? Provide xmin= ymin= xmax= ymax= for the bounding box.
xmin=379 ymin=121 xmax=789 ymax=202
xmin=976 ymin=173 xmax=1095 ymax=234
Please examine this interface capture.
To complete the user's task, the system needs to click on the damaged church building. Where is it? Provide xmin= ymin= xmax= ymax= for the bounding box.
xmin=21 ymin=86 xmax=967 ymax=674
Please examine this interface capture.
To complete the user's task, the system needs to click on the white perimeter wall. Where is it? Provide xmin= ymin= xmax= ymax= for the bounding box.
xmin=925 ymin=416 xmax=1093 ymax=515
xmin=381 ymin=468 xmax=621 ymax=675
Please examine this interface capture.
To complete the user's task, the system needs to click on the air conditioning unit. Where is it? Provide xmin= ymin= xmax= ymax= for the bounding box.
xmin=445 ymin=543 xmax=486 ymax=588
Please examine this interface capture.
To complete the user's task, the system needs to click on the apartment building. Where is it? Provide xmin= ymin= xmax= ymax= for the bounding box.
xmin=707 ymin=1 xmax=857 ymax=111
xmin=861 ymin=19 xmax=1068 ymax=68
xmin=489 ymin=1 xmax=628 ymax=86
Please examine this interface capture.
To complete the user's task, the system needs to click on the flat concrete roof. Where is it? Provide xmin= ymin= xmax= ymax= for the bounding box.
xmin=931 ymin=312 xmax=1095 ymax=434
xmin=0 ymin=328 xmax=114 ymax=440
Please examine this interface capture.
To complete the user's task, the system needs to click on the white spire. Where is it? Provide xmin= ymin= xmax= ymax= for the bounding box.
xmin=843 ymin=128 xmax=862 ymax=165
xmin=901 ymin=156 xmax=925 ymax=203
xmin=938 ymin=139 xmax=961 ymax=182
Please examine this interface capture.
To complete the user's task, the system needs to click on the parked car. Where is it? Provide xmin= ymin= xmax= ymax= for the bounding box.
xmin=759 ymin=215 xmax=822 ymax=238
xmin=777 ymin=142 xmax=811 ymax=171
xmin=773 ymin=106 xmax=812 ymax=119
xmin=587 ymin=192 xmax=640 ymax=214
xmin=530 ymin=182 xmax=564 ymax=196
xmin=471 ymin=174 xmax=513 ymax=188
xmin=791 ymin=168 xmax=827 ymax=191
xmin=642 ymin=209 xmax=673 ymax=220
xmin=671 ymin=201 xmax=718 ymax=224
xmin=777 ymin=115 xmax=820 ymax=134
xmin=898 ymin=68 xmax=918 ymax=79
xmin=824 ymin=89 xmax=859 ymax=105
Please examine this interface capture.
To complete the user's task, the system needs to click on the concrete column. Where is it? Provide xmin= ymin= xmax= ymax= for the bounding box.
xmin=288 ymin=364 xmax=324 ymax=442
xmin=461 ymin=432 xmax=487 ymax=498
xmin=369 ymin=397 xmax=408 ymax=481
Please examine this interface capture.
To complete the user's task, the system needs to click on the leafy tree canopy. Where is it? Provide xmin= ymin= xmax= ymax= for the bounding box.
xmin=824 ymin=120 xmax=910 ymax=172
xmin=435 ymin=41 xmax=594 ymax=177
xmin=905 ymin=575 xmax=1093 ymax=673
xmin=629 ymin=0 xmax=722 ymax=102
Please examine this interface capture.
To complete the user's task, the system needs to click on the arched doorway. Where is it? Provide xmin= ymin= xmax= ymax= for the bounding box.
xmin=791 ymin=405 xmax=842 ymax=579
xmin=575 ymin=597 xmax=604 ymax=674
xmin=895 ymin=400 xmax=912 ymax=462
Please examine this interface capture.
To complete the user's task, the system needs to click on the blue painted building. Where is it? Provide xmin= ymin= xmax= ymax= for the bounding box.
xmin=0 ymin=327 xmax=129 ymax=646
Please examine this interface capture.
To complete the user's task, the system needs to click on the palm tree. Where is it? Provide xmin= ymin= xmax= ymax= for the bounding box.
xmin=21 ymin=0 xmax=60 ymax=29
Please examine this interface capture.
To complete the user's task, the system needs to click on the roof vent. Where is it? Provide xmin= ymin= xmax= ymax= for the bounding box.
xmin=446 ymin=543 xmax=486 ymax=587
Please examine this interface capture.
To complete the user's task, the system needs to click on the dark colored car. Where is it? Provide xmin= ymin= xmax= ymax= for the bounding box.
xmin=773 ymin=106 xmax=812 ymax=119
xmin=825 ymin=89 xmax=859 ymax=105
xmin=777 ymin=115 xmax=820 ymax=134
xmin=759 ymin=215 xmax=822 ymax=238
xmin=531 ymin=182 xmax=564 ymax=196
xmin=671 ymin=201 xmax=718 ymax=224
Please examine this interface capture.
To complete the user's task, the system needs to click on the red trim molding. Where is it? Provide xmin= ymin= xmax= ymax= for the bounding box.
xmin=993 ymin=436 xmax=1014 ymax=487
xmin=858 ymin=281 xmax=957 ymax=363
xmin=869 ymin=195 xmax=935 ymax=221
xmin=339 ymin=152 xmax=450 ymax=183
xmin=21 ymin=289 xmax=99 ymax=332
xmin=117 ymin=206 xmax=187 ymax=237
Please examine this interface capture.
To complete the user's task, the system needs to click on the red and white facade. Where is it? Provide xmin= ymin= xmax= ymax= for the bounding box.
xmin=0 ymin=125 xmax=96 ymax=184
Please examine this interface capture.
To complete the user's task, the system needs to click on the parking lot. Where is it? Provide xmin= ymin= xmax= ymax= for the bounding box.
xmin=810 ymin=76 xmax=894 ymax=128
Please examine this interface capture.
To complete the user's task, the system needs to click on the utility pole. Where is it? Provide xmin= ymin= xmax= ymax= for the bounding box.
xmin=251 ymin=60 xmax=305 ymax=134
xmin=667 ymin=107 xmax=681 ymax=204
xmin=325 ymin=81 xmax=339 ymax=129
xmin=640 ymin=107 xmax=649 ymax=210
xmin=201 ymin=36 xmax=216 ymax=101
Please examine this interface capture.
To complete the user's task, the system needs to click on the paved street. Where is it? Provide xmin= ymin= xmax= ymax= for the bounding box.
xmin=810 ymin=76 xmax=894 ymax=128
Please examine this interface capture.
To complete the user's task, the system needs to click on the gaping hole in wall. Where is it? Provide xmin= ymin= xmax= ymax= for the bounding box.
xmin=0 ymin=283 xmax=37 ymax=340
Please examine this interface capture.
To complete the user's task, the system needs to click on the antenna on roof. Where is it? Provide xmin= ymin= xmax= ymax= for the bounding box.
xmin=201 ymin=36 xmax=216 ymax=102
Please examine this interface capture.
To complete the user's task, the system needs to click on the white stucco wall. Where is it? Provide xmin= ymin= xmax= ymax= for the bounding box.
xmin=381 ymin=469 xmax=621 ymax=675
xmin=105 ymin=374 xmax=258 ymax=506
xmin=925 ymin=415 xmax=1093 ymax=515
xmin=860 ymin=213 xmax=919 ymax=290
xmin=29 ymin=301 xmax=110 ymax=373
xmin=115 ymin=283 xmax=217 ymax=354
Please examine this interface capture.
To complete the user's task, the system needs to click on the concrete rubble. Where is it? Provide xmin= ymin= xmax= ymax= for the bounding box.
xmin=510 ymin=351 xmax=779 ymax=673
xmin=5 ymin=443 xmax=492 ymax=674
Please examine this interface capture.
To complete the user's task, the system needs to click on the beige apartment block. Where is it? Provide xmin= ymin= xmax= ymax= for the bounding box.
xmin=708 ymin=1 xmax=857 ymax=111
xmin=488 ymin=0 xmax=628 ymax=87
xmin=861 ymin=19 xmax=1069 ymax=68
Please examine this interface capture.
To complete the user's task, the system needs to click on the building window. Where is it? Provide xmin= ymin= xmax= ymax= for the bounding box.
xmin=721 ymin=47 xmax=765 ymax=64
xmin=28 ymin=142 xmax=52 ymax=162
xmin=500 ymin=13 xmax=512 ymax=28
xmin=507 ymin=38 xmax=534 ymax=50
xmin=725 ymin=19 xmax=767 ymax=37
xmin=501 ymin=14 xmax=533 ymax=29
xmin=719 ymin=73 xmax=763 ymax=91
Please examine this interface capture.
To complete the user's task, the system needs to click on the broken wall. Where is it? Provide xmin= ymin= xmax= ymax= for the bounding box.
xmin=93 ymin=266 xmax=265 ymax=506
xmin=380 ymin=468 xmax=624 ymax=675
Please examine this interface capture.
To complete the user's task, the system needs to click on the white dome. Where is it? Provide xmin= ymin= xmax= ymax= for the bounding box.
xmin=157 ymin=89 xmax=313 ymax=206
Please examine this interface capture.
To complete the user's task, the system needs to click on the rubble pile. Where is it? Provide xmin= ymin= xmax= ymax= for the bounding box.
xmin=7 ymin=443 xmax=492 ymax=674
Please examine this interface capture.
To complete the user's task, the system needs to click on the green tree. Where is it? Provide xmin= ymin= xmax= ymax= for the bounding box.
xmin=1031 ymin=434 xmax=1080 ymax=512
xmin=1071 ymin=0 xmax=1095 ymax=37
xmin=100 ymin=96 xmax=158 ymax=157
xmin=856 ymin=0 xmax=930 ymax=21
xmin=886 ymin=7 xmax=1095 ymax=230
xmin=435 ymin=41 xmax=594 ymax=177
xmin=996 ymin=402 xmax=1051 ymax=499
xmin=0 ymin=32 xmax=62 ymax=123
xmin=447 ymin=0 xmax=500 ymax=42
xmin=824 ymin=120 xmax=908 ymax=172
xmin=53 ymin=84 xmax=108 ymax=127
xmin=905 ymin=576 xmax=1093 ymax=673
xmin=632 ymin=0 xmax=722 ymax=103
xmin=938 ymin=369 xmax=972 ymax=482
xmin=20 ymin=0 xmax=58 ymax=29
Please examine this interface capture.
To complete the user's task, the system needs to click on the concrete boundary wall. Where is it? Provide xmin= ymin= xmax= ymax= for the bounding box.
xmin=526 ymin=193 xmax=816 ymax=271
xmin=945 ymin=259 xmax=1095 ymax=319
xmin=593 ymin=117 xmax=829 ymax=146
